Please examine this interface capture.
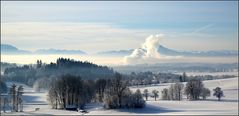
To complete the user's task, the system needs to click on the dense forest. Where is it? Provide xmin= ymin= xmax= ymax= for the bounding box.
xmin=2 ymin=58 xmax=115 ymax=86
xmin=1 ymin=62 xmax=17 ymax=74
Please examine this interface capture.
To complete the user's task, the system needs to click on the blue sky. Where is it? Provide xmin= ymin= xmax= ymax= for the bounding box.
xmin=1 ymin=1 xmax=238 ymax=53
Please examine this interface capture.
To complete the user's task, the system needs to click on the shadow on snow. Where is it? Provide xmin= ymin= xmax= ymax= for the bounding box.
xmin=114 ymin=104 xmax=181 ymax=114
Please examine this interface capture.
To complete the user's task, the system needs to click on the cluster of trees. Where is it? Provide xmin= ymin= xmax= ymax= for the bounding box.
xmin=47 ymin=74 xmax=94 ymax=109
xmin=184 ymin=79 xmax=211 ymax=100
xmin=103 ymin=73 xmax=145 ymax=109
xmin=126 ymin=72 xmax=187 ymax=86
xmin=161 ymin=82 xmax=184 ymax=100
xmin=3 ymin=58 xmax=115 ymax=87
xmin=9 ymin=84 xmax=24 ymax=112
xmin=47 ymin=73 xmax=145 ymax=110
xmin=141 ymin=82 xmax=184 ymax=101
xmin=1 ymin=83 xmax=24 ymax=113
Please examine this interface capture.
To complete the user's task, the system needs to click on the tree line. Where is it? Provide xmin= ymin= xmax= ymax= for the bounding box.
xmin=141 ymin=78 xmax=224 ymax=101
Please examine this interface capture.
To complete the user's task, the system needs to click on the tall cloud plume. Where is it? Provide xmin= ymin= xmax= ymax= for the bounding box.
xmin=124 ymin=34 xmax=182 ymax=64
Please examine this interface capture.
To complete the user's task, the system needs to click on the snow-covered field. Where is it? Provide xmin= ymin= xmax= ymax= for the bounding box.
xmin=2 ymin=77 xmax=238 ymax=115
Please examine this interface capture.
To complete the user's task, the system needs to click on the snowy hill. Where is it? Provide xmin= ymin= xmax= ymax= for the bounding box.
xmin=87 ymin=77 xmax=238 ymax=115
xmin=2 ymin=76 xmax=238 ymax=115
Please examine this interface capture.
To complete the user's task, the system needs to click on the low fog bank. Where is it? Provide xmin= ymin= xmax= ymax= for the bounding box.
xmin=1 ymin=54 xmax=238 ymax=66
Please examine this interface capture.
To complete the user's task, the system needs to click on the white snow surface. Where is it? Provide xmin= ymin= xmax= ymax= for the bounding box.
xmin=2 ymin=77 xmax=238 ymax=115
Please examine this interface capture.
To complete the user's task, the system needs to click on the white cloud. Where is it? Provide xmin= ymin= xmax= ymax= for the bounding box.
xmin=124 ymin=34 xmax=183 ymax=64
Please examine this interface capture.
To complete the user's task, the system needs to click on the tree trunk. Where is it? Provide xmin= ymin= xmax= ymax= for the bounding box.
xmin=55 ymin=98 xmax=58 ymax=109
xmin=118 ymin=96 xmax=122 ymax=108
xmin=3 ymin=97 xmax=7 ymax=113
xmin=0 ymin=95 xmax=1 ymax=115
xmin=178 ymin=91 xmax=180 ymax=101
xmin=63 ymin=97 xmax=66 ymax=109
xmin=12 ymin=95 xmax=15 ymax=112
xmin=16 ymin=96 xmax=19 ymax=112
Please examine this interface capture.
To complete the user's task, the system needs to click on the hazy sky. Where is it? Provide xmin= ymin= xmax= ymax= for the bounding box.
xmin=1 ymin=1 xmax=238 ymax=53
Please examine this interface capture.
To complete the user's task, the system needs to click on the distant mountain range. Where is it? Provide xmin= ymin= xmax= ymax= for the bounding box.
xmin=1 ymin=44 xmax=86 ymax=55
xmin=97 ymin=45 xmax=238 ymax=57
xmin=1 ymin=44 xmax=238 ymax=57
xmin=1 ymin=44 xmax=31 ymax=54
xmin=97 ymin=49 xmax=134 ymax=56
xmin=157 ymin=45 xmax=238 ymax=57
xmin=35 ymin=49 xmax=86 ymax=54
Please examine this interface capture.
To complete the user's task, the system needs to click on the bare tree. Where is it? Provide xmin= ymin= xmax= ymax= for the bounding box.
xmin=161 ymin=88 xmax=170 ymax=100
xmin=112 ymin=73 xmax=127 ymax=108
xmin=10 ymin=84 xmax=17 ymax=112
xmin=0 ymin=79 xmax=8 ymax=114
xmin=152 ymin=90 xmax=159 ymax=101
xmin=16 ymin=86 xmax=24 ymax=112
xmin=48 ymin=83 xmax=58 ymax=109
xmin=143 ymin=89 xmax=149 ymax=101
xmin=95 ymin=79 xmax=108 ymax=102
xmin=173 ymin=82 xmax=184 ymax=101
xmin=169 ymin=84 xmax=175 ymax=100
